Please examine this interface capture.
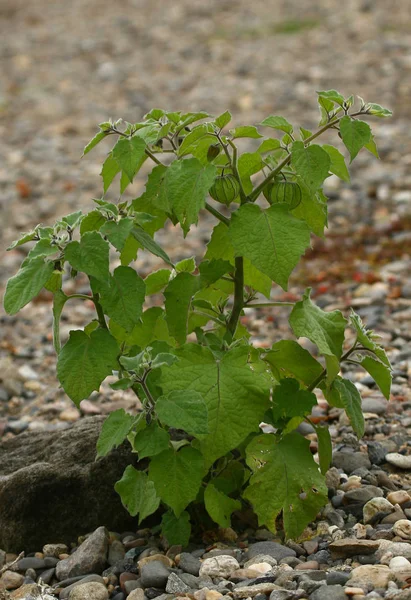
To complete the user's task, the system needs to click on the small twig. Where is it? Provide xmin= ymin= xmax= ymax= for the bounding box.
xmin=0 ymin=551 xmax=24 ymax=575
xmin=205 ymin=202 xmax=230 ymax=226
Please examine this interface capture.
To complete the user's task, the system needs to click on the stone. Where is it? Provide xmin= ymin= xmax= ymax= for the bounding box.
xmin=244 ymin=555 xmax=278 ymax=568
xmin=140 ymin=561 xmax=171 ymax=588
xmin=59 ymin=575 xmax=106 ymax=599
xmin=332 ymin=452 xmax=371 ymax=474
xmin=362 ymin=398 xmax=388 ymax=414
xmin=56 ymin=527 xmax=109 ymax=580
xmin=363 ymin=498 xmax=394 ymax=524
xmin=389 ymin=556 xmax=411 ymax=582
xmin=326 ymin=570 xmax=351 ymax=585
xmin=199 ymin=555 xmax=240 ymax=578
xmin=108 ymin=540 xmax=125 ymax=566
xmin=138 ymin=554 xmax=173 ymax=569
xmin=247 ymin=542 xmax=296 ymax=562
xmin=15 ymin=557 xmax=46 ymax=571
xmin=344 ymin=485 xmax=384 ymax=505
xmin=0 ymin=571 xmax=24 ymax=590
xmin=9 ymin=584 xmax=38 ymax=599
xmin=127 ymin=591 xmax=145 ymax=600
xmin=349 ymin=564 xmax=393 ymax=588
xmin=386 ymin=453 xmax=411 ymax=470
xmin=387 ymin=491 xmax=411 ymax=505
xmin=43 ymin=543 xmax=68 ymax=557
xmin=178 ymin=552 xmax=201 ymax=575
xmin=310 ymin=585 xmax=347 ymax=600
xmin=0 ymin=416 xmax=142 ymax=552
xmin=68 ymin=582 xmax=109 ymax=599
xmin=329 ymin=539 xmax=380 ymax=558
xmin=232 ymin=583 xmax=282 ymax=598
xmin=269 ymin=591 xmax=297 ymax=600
xmin=166 ymin=573 xmax=192 ymax=594
xmin=119 ymin=572 xmax=138 ymax=592
xmin=393 ymin=520 xmax=411 ymax=540
xmin=194 ymin=589 xmax=223 ymax=600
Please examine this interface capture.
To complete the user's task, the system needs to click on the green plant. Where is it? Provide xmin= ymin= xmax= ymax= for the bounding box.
xmin=3 ymin=92 xmax=393 ymax=544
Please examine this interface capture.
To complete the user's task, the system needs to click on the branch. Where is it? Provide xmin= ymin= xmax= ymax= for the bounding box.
xmin=205 ymin=202 xmax=230 ymax=226
xmin=226 ymin=256 xmax=244 ymax=338
xmin=306 ymin=346 xmax=357 ymax=392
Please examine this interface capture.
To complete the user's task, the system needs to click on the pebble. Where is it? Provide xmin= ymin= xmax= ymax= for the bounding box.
xmin=108 ymin=540 xmax=125 ymax=566
xmin=393 ymin=519 xmax=411 ymax=540
xmin=9 ymin=583 xmax=39 ymax=599
xmin=15 ymin=557 xmax=46 ymax=571
xmin=127 ymin=590 xmax=146 ymax=600
xmin=349 ymin=564 xmax=393 ymax=588
xmin=43 ymin=543 xmax=69 ymax=558
xmin=247 ymin=542 xmax=296 ymax=561
xmin=56 ymin=527 xmax=109 ymax=580
xmin=329 ymin=539 xmax=380 ymax=558
xmin=0 ymin=571 xmax=24 ymax=590
xmin=232 ymin=582 xmax=281 ymax=598
xmin=140 ymin=560 xmax=171 ymax=588
xmin=68 ymin=581 xmax=109 ymax=599
xmin=310 ymin=585 xmax=347 ymax=600
xmin=332 ymin=452 xmax=371 ymax=474
xmin=165 ymin=572 xmax=192 ymax=594
xmin=386 ymin=453 xmax=411 ymax=469
xmin=199 ymin=555 xmax=240 ymax=578
xmin=363 ymin=497 xmax=394 ymax=524
xmin=387 ymin=491 xmax=411 ymax=505
xmin=194 ymin=589 xmax=223 ymax=600
xmin=389 ymin=556 xmax=411 ymax=581
xmin=178 ymin=552 xmax=201 ymax=575
xmin=326 ymin=570 xmax=351 ymax=585
xmin=344 ymin=485 xmax=384 ymax=505
xmin=59 ymin=575 xmax=106 ymax=599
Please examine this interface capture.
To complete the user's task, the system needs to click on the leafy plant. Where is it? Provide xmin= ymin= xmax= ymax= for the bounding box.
xmin=3 ymin=92 xmax=393 ymax=544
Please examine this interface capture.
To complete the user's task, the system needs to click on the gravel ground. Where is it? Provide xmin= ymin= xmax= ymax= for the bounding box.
xmin=0 ymin=1 xmax=411 ymax=598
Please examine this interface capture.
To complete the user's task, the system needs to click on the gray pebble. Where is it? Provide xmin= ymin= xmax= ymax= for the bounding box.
xmin=38 ymin=567 xmax=55 ymax=584
xmin=178 ymin=552 xmax=201 ymax=575
xmin=310 ymin=584 xmax=347 ymax=599
xmin=332 ymin=451 xmax=371 ymax=474
xmin=16 ymin=557 xmax=47 ymax=570
xmin=165 ymin=572 xmax=192 ymax=594
xmin=59 ymin=574 xmax=105 ymax=599
xmin=247 ymin=542 xmax=296 ymax=561
xmin=326 ymin=571 xmax=351 ymax=586
xmin=140 ymin=561 xmax=171 ymax=589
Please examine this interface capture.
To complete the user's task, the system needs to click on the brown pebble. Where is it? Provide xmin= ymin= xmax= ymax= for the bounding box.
xmin=138 ymin=554 xmax=173 ymax=568
xmin=302 ymin=540 xmax=319 ymax=555
xmin=59 ymin=553 xmax=70 ymax=560
xmin=119 ymin=572 xmax=138 ymax=592
xmin=295 ymin=560 xmax=319 ymax=570
xmin=124 ymin=538 xmax=146 ymax=550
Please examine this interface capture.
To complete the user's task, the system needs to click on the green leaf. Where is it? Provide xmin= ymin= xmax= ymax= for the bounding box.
xmin=204 ymin=483 xmax=241 ymax=528
xmin=164 ymin=158 xmax=216 ymax=235
xmin=101 ymin=153 xmax=121 ymax=193
xmin=122 ymin=307 xmax=175 ymax=348
xmin=300 ymin=127 xmax=313 ymax=141
xmin=100 ymin=218 xmax=134 ymax=252
xmin=151 ymin=352 xmax=178 ymax=369
xmin=156 ymin=390 xmax=209 ymax=436
xmin=291 ymin=141 xmax=331 ymax=192
xmin=317 ymin=96 xmax=335 ymax=126
xmin=60 ymin=211 xmax=83 ymax=229
xmin=57 ymin=328 xmax=119 ymax=404
xmin=45 ymin=270 xmax=63 ymax=293
xmin=52 ymin=290 xmax=68 ymax=353
xmin=264 ymin=340 xmax=323 ymax=386
xmin=229 ymin=126 xmax=262 ymax=139
xmin=243 ymin=432 xmax=328 ymax=538
xmin=119 ymin=235 xmax=139 ymax=266
xmin=132 ymin=164 xmax=169 ymax=215
xmin=215 ymin=111 xmax=232 ymax=129
xmin=350 ymin=310 xmax=391 ymax=368
xmin=82 ymin=130 xmax=108 ymax=156
xmin=289 ymin=288 xmax=347 ymax=358
xmin=257 ymin=139 xmax=282 ymax=154
xmin=96 ymin=409 xmax=135 ymax=457
xmin=364 ymin=135 xmax=379 ymax=158
xmin=65 ymin=231 xmax=109 ymax=282
xmin=260 ymin=115 xmax=293 ymax=134
xmin=7 ymin=228 xmax=39 ymax=250
xmin=4 ymin=257 xmax=54 ymax=315
xmin=316 ymin=89 xmax=345 ymax=107
xmin=176 ymin=256 xmax=196 ymax=273
xmin=164 ymin=272 xmax=200 ymax=345
xmin=199 ymin=259 xmax=232 ymax=288
xmin=131 ymin=226 xmax=173 ymax=266
xmin=229 ymin=204 xmax=311 ymax=291
xmin=322 ymin=144 xmax=350 ymax=182
xmin=364 ymin=103 xmax=392 ymax=118
xmin=80 ymin=210 xmax=106 ymax=234
xmin=158 ymin=345 xmax=270 ymax=466
xmin=95 ymin=266 xmax=145 ymax=332
xmin=339 ymin=116 xmax=371 ymax=162
xmin=315 ymin=425 xmax=332 ymax=475
xmin=27 ymin=239 xmax=58 ymax=259
xmin=292 ymin=184 xmax=328 ymax=237
xmin=115 ymin=466 xmax=160 ymax=523
xmin=272 ymin=378 xmax=317 ymax=420
xmin=133 ymin=422 xmax=170 ymax=459
xmin=237 ymin=152 xmax=264 ymax=195
xmin=325 ymin=354 xmax=340 ymax=387
xmin=149 ymin=446 xmax=204 ymax=516
xmin=332 ymin=377 xmax=364 ymax=437
xmin=212 ymin=461 xmax=247 ymax=495
xmin=178 ymin=124 xmax=215 ymax=157
xmin=361 ymin=356 xmax=391 ymax=400
xmin=161 ymin=510 xmax=191 ymax=547
xmin=112 ymin=136 xmax=147 ymax=182
xmin=144 ymin=269 xmax=171 ymax=295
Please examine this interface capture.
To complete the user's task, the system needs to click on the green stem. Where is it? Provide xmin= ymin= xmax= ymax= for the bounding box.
xmin=249 ymin=110 xmax=364 ymax=202
xmin=205 ymin=202 xmax=230 ymax=226
xmin=145 ymin=148 xmax=164 ymax=166
xmin=92 ymin=293 xmax=108 ymax=330
xmin=138 ymin=375 xmax=156 ymax=411
xmin=227 ymin=139 xmax=247 ymax=204
xmin=193 ymin=310 xmax=224 ymax=325
xmin=226 ymin=256 xmax=244 ymax=338
xmin=306 ymin=346 xmax=356 ymax=392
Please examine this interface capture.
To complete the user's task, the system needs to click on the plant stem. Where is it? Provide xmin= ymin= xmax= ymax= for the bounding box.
xmin=227 ymin=139 xmax=247 ymax=204
xmin=249 ymin=110 xmax=364 ymax=202
xmin=226 ymin=256 xmax=244 ymax=338
xmin=193 ymin=310 xmax=224 ymax=325
xmin=307 ymin=346 xmax=356 ymax=392
xmin=145 ymin=148 xmax=164 ymax=166
xmin=138 ymin=375 xmax=156 ymax=411
xmin=92 ymin=293 xmax=108 ymax=330
xmin=205 ymin=202 xmax=230 ymax=226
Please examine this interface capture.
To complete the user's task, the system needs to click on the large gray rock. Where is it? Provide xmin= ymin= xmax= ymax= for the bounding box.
xmin=56 ymin=527 xmax=109 ymax=580
xmin=0 ymin=416 xmax=143 ymax=552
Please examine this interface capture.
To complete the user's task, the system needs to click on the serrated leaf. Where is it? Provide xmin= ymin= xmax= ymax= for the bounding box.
xmin=4 ymin=257 xmax=54 ymax=315
xmin=94 ymin=266 xmax=145 ymax=332
xmin=350 ymin=310 xmax=391 ymax=368
xmin=212 ymin=461 xmax=247 ymax=495
xmin=292 ymin=184 xmax=328 ymax=237
xmin=115 ymin=466 xmax=160 ymax=522
xmin=272 ymin=378 xmax=317 ymax=420
xmin=57 ymin=328 xmax=119 ymax=404
xmin=151 ymin=352 xmax=178 ymax=369
xmin=100 ymin=218 xmax=134 ymax=252
xmin=27 ymin=239 xmax=58 ymax=259
xmin=364 ymin=103 xmax=392 ymax=118
xmin=45 ymin=270 xmax=63 ymax=293
xmin=101 ymin=153 xmax=121 ymax=193
xmin=199 ymin=259 xmax=232 ymax=288
xmin=144 ymin=269 xmax=171 ymax=294
xmin=229 ymin=204 xmax=311 ymax=291
xmin=131 ymin=226 xmax=173 ymax=266
xmin=361 ymin=356 xmax=391 ymax=400
xmin=322 ymin=144 xmax=350 ymax=182
xmin=133 ymin=422 xmax=170 ymax=459
xmin=332 ymin=377 xmax=364 ymax=437
xmin=82 ymin=130 xmax=108 ymax=156
xmin=156 ymin=390 xmax=208 ymax=436
xmin=315 ymin=425 xmax=332 ymax=475
xmin=120 ymin=234 xmax=140 ymax=266
xmin=123 ymin=307 xmax=175 ymax=348
xmin=112 ymin=136 xmax=147 ymax=182
xmin=65 ymin=231 xmax=109 ymax=282
xmin=164 ymin=272 xmax=200 ymax=345
xmin=237 ymin=152 xmax=264 ymax=195
xmin=215 ymin=111 xmax=232 ymax=129
xmin=204 ymin=483 xmax=241 ymax=528
xmin=149 ymin=446 xmax=204 ymax=516
xmin=257 ymin=139 xmax=282 ymax=154
xmin=158 ymin=344 xmax=270 ymax=466
xmin=264 ymin=340 xmax=323 ymax=386
xmin=176 ymin=256 xmax=196 ymax=273
xmin=317 ymin=96 xmax=335 ymax=126
xmin=161 ymin=510 xmax=191 ymax=547
xmin=178 ymin=124 xmax=215 ymax=157
xmin=339 ymin=116 xmax=371 ymax=162
xmin=260 ymin=115 xmax=293 ymax=134
xmin=364 ymin=135 xmax=379 ymax=158
xmin=96 ymin=409 xmax=135 ymax=457
xmin=229 ymin=126 xmax=262 ymax=139
xmin=132 ymin=164 xmax=169 ymax=215
xmin=289 ymin=288 xmax=347 ymax=358
xmin=300 ymin=127 xmax=312 ymax=141
xmin=60 ymin=211 xmax=83 ymax=229
xmin=7 ymin=228 xmax=39 ymax=251
xmin=243 ymin=432 xmax=328 ymax=538
xmin=316 ymin=89 xmax=345 ymax=107
xmin=291 ymin=141 xmax=331 ymax=192
xmin=80 ymin=210 xmax=106 ymax=234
